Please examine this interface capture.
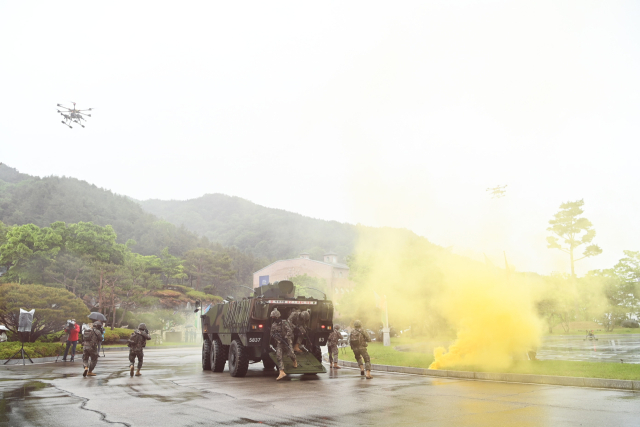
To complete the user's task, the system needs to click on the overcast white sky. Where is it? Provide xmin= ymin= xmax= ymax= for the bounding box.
xmin=2 ymin=1 xmax=639 ymax=276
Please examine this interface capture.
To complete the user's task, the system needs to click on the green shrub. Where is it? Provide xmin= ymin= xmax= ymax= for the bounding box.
xmin=37 ymin=330 xmax=66 ymax=343
xmin=102 ymin=330 xmax=120 ymax=344
xmin=0 ymin=342 xmax=65 ymax=359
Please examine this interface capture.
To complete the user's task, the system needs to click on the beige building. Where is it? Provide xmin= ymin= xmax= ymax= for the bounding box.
xmin=253 ymin=252 xmax=354 ymax=299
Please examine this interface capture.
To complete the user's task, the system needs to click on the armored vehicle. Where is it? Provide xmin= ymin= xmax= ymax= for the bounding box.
xmin=197 ymin=280 xmax=333 ymax=377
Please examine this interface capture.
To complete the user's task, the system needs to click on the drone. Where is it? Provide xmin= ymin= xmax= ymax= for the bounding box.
xmin=486 ymin=185 xmax=507 ymax=198
xmin=57 ymin=102 xmax=92 ymax=128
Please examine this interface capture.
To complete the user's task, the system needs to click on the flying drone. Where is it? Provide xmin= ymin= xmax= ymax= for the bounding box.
xmin=486 ymin=185 xmax=507 ymax=198
xmin=57 ymin=102 xmax=93 ymax=128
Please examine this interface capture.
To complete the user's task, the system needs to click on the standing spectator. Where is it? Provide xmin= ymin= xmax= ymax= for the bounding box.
xmin=97 ymin=325 xmax=105 ymax=356
xmin=62 ymin=319 xmax=80 ymax=362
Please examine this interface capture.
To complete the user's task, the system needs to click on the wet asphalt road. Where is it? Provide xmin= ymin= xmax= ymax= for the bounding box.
xmin=537 ymin=334 xmax=640 ymax=364
xmin=1 ymin=348 xmax=639 ymax=426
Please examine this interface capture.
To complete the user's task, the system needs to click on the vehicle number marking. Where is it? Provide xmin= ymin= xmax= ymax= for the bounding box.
xmin=318 ymin=337 xmax=325 ymax=343
xmin=249 ymin=338 xmax=261 ymax=343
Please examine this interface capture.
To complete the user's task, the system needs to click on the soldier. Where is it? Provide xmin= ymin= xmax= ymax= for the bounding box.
xmin=288 ymin=309 xmax=311 ymax=353
xmin=270 ymin=308 xmax=297 ymax=380
xmin=350 ymin=320 xmax=373 ymax=379
xmin=327 ymin=324 xmax=341 ymax=369
xmin=82 ymin=321 xmax=102 ymax=377
xmin=128 ymin=323 xmax=151 ymax=377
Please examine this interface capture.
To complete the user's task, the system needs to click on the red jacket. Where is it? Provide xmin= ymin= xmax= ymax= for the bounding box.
xmin=67 ymin=323 xmax=80 ymax=341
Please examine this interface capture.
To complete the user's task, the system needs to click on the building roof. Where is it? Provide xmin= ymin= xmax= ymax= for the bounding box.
xmin=254 ymin=257 xmax=349 ymax=275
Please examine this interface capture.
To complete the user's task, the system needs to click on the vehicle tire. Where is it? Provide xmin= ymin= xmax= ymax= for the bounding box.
xmin=211 ymin=338 xmax=227 ymax=372
xmin=202 ymin=339 xmax=212 ymax=371
xmin=311 ymin=345 xmax=322 ymax=362
xmin=262 ymin=353 xmax=276 ymax=370
xmin=228 ymin=339 xmax=249 ymax=377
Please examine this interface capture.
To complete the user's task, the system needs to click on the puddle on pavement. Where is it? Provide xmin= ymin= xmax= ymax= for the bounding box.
xmin=0 ymin=381 xmax=50 ymax=422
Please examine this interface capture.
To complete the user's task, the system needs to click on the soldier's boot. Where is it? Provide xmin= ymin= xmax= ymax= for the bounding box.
xmin=359 ymin=365 xmax=365 ymax=376
xmin=83 ymin=367 xmax=89 ymax=377
xmin=366 ymin=370 xmax=373 ymax=379
xmin=130 ymin=365 xmax=134 ymax=377
xmin=292 ymin=359 xmax=298 ymax=368
xmin=333 ymin=363 xmax=341 ymax=369
xmin=87 ymin=371 xmax=96 ymax=377
xmin=293 ymin=343 xmax=302 ymax=353
xmin=276 ymin=370 xmax=287 ymax=381
xmin=135 ymin=368 xmax=142 ymax=376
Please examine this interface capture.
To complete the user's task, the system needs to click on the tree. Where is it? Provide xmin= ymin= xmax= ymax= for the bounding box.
xmin=0 ymin=283 xmax=89 ymax=342
xmin=0 ymin=223 xmax=64 ymax=284
xmin=547 ymin=200 xmax=602 ymax=278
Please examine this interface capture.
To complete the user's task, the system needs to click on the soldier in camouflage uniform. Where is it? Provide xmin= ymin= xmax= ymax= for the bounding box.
xmin=128 ymin=323 xmax=151 ymax=377
xmin=270 ymin=308 xmax=297 ymax=380
xmin=288 ymin=309 xmax=310 ymax=353
xmin=82 ymin=321 xmax=102 ymax=377
xmin=350 ymin=320 xmax=373 ymax=379
xmin=327 ymin=324 xmax=341 ymax=369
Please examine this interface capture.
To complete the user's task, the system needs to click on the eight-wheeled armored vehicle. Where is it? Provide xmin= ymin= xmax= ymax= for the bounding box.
xmin=197 ymin=280 xmax=334 ymax=377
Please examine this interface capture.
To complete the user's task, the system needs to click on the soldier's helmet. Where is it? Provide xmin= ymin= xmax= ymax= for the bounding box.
xmin=270 ymin=308 xmax=281 ymax=318
xmin=93 ymin=321 xmax=102 ymax=328
xmin=334 ymin=324 xmax=340 ymax=331
xmin=138 ymin=323 xmax=147 ymax=330
xmin=354 ymin=320 xmax=362 ymax=328
xmin=300 ymin=311 xmax=310 ymax=322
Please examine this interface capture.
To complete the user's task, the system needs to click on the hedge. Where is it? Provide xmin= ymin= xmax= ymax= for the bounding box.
xmin=0 ymin=342 xmax=66 ymax=359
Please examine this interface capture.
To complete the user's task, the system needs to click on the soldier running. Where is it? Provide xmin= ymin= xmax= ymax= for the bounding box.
xmin=327 ymin=324 xmax=341 ymax=369
xmin=128 ymin=323 xmax=151 ymax=377
xmin=350 ymin=320 xmax=373 ymax=379
xmin=270 ymin=308 xmax=297 ymax=380
xmin=82 ymin=321 xmax=102 ymax=377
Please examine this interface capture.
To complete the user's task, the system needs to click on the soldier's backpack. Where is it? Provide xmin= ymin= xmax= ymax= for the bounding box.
xmin=82 ymin=328 xmax=97 ymax=345
xmin=127 ymin=332 xmax=146 ymax=347
xmin=349 ymin=329 xmax=363 ymax=348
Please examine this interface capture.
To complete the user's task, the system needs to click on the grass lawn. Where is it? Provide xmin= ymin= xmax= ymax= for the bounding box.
xmin=338 ymin=339 xmax=640 ymax=380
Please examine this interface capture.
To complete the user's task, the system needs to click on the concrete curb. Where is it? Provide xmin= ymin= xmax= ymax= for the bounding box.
xmin=337 ymin=360 xmax=639 ymax=391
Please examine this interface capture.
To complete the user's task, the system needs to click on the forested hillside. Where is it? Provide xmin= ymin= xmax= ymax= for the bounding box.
xmin=0 ymin=164 xmax=265 ymax=293
xmin=139 ymin=194 xmax=359 ymax=261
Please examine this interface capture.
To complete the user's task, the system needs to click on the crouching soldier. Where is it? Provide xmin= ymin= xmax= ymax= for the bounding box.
xmin=82 ymin=321 xmax=102 ymax=377
xmin=128 ymin=323 xmax=151 ymax=377
xmin=327 ymin=324 xmax=341 ymax=369
xmin=350 ymin=320 xmax=373 ymax=379
xmin=270 ymin=308 xmax=297 ymax=381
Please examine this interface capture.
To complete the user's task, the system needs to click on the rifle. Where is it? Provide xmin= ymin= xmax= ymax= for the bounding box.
xmin=271 ymin=330 xmax=295 ymax=354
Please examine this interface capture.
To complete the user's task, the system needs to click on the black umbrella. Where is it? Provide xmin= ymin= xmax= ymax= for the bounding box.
xmin=88 ymin=312 xmax=107 ymax=322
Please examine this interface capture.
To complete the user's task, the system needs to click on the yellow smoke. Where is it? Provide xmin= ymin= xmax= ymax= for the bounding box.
xmin=429 ymin=265 xmax=543 ymax=370
xmin=344 ymin=227 xmax=544 ymax=371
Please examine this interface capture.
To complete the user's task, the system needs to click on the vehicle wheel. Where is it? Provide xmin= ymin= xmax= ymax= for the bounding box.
xmin=228 ymin=339 xmax=249 ymax=377
xmin=211 ymin=338 xmax=227 ymax=372
xmin=202 ymin=339 xmax=212 ymax=371
xmin=262 ymin=353 xmax=276 ymax=370
xmin=311 ymin=345 xmax=322 ymax=362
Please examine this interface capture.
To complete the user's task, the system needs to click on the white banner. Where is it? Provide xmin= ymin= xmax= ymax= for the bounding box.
xmin=266 ymin=300 xmax=317 ymax=305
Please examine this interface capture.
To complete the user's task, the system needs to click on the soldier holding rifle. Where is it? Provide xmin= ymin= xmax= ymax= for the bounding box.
xmin=270 ymin=308 xmax=297 ymax=380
